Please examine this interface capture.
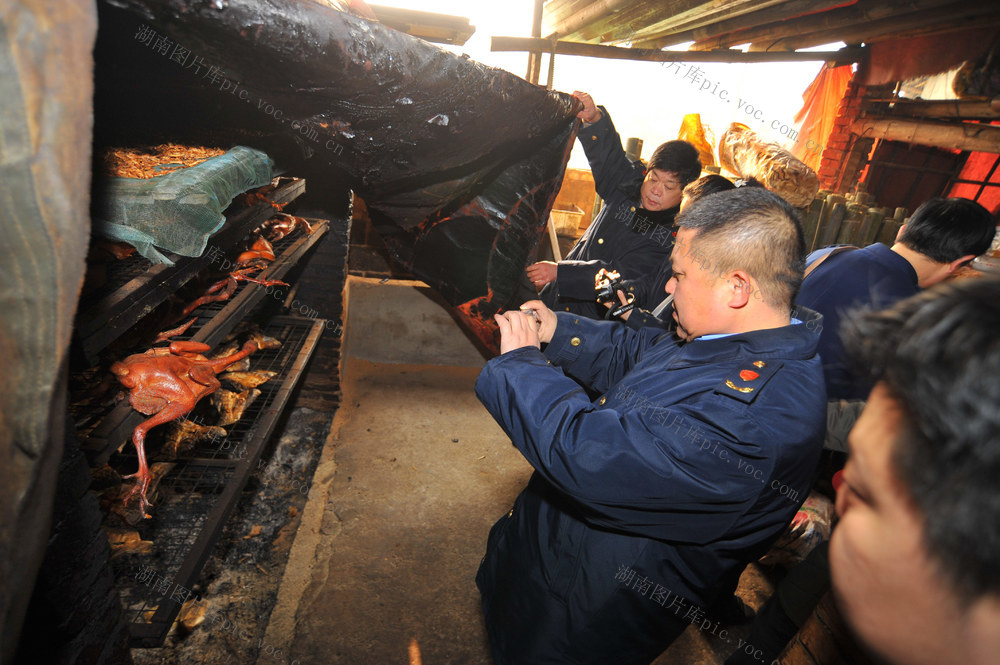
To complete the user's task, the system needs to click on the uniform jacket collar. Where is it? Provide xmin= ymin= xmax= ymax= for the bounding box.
xmin=665 ymin=306 xmax=822 ymax=367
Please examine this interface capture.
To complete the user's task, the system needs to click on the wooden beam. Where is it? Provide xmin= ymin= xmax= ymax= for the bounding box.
xmin=637 ymin=0 xmax=859 ymax=49
xmin=768 ymin=2 xmax=1000 ymax=51
xmin=542 ymin=0 xmax=634 ymax=40
xmin=573 ymin=4 xmax=675 ymax=44
xmin=548 ymin=0 xmax=792 ymax=46
xmin=690 ymin=0 xmax=956 ymax=50
xmin=541 ymin=0 xmax=598 ymax=37
xmin=627 ymin=0 xmax=790 ymax=44
xmin=490 ymin=36 xmax=864 ymax=64
xmin=367 ymin=5 xmax=475 ymax=45
xmin=851 ymin=117 xmax=1000 ymax=154
xmin=884 ymin=98 xmax=1000 ymax=120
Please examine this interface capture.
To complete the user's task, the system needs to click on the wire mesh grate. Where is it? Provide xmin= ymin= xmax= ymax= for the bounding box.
xmin=102 ymin=317 xmax=321 ymax=642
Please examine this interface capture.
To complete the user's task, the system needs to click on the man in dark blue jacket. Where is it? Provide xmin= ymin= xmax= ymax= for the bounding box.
xmin=527 ymin=91 xmax=701 ymax=320
xmin=476 ymin=188 xmax=826 ymax=665
xmin=796 ymin=196 xmax=994 ymax=402
xmin=719 ymin=197 xmax=995 ymax=665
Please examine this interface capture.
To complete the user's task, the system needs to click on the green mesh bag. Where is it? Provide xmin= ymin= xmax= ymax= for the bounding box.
xmin=95 ymin=146 xmax=274 ymax=265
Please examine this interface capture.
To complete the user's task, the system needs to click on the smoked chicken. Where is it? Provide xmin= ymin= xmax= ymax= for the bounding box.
xmin=110 ymin=338 xmax=269 ymax=515
xmin=264 ymin=213 xmax=313 ymax=242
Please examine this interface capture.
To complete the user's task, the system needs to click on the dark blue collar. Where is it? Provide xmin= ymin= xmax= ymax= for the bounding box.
xmin=664 ymin=307 xmax=822 ymax=367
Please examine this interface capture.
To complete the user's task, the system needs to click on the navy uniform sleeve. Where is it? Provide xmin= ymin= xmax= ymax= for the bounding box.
xmin=554 ymin=258 xmax=614 ymax=300
xmin=555 ymin=232 xmax=671 ymax=301
xmin=474 ymin=348 xmax=760 ymax=541
xmin=543 ymin=312 xmax=658 ymax=393
xmin=623 ymin=307 xmax=671 ymax=331
xmin=580 ymin=107 xmax=640 ymax=200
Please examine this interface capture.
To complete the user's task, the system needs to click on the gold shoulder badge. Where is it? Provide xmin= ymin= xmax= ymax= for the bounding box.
xmin=716 ymin=360 xmax=785 ymax=404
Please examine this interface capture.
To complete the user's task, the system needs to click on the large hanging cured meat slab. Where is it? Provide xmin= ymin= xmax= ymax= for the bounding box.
xmin=93 ymin=0 xmax=581 ymax=352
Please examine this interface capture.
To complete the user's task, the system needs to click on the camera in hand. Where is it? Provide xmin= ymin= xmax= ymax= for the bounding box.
xmin=594 ymin=268 xmax=626 ymax=304
xmin=594 ymin=268 xmax=636 ymax=319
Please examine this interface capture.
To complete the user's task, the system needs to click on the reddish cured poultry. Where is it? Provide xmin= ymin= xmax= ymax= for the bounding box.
xmin=235 ymin=236 xmax=276 ymax=267
xmin=110 ymin=339 xmax=268 ymax=515
xmin=264 ymin=213 xmax=313 ymax=242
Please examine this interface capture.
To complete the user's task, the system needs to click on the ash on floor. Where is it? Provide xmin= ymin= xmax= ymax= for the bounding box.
xmin=131 ymin=406 xmax=333 ymax=665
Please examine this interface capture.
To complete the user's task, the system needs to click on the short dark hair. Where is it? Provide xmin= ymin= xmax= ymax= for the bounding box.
xmin=682 ymin=175 xmax=735 ymax=203
xmin=843 ymin=277 xmax=1000 ymax=602
xmin=897 ymin=197 xmax=995 ymax=263
xmin=647 ymin=140 xmax=701 ymax=187
xmin=676 ymin=188 xmax=805 ymax=309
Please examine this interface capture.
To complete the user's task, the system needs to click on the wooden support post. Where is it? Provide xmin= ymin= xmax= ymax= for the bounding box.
xmin=850 ymin=117 xmax=1000 ymax=154
xmin=547 ymin=215 xmax=562 ymax=262
xmin=525 ymin=0 xmax=544 ymax=84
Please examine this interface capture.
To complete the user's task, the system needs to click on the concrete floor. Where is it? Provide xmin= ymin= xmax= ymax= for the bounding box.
xmin=259 ymin=277 xmax=776 ymax=665
xmin=263 ymin=358 xmax=531 ymax=664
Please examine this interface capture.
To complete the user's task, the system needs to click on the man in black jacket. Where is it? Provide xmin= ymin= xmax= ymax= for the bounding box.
xmin=526 ymin=91 xmax=700 ymax=320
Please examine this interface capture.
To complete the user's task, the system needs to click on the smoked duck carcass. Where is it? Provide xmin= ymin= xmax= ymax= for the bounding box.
xmin=110 ymin=339 xmax=269 ymax=515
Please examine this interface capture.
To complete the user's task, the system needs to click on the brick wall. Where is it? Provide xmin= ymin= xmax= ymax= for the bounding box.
xmin=817 ymin=77 xmax=874 ymax=194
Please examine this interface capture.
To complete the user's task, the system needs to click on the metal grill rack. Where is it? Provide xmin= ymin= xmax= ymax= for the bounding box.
xmin=107 ymin=316 xmax=325 ymax=646
xmin=82 ymin=220 xmax=327 ymax=468
xmin=176 ymin=218 xmax=329 ymax=349
xmin=67 ymin=160 xmax=345 ymax=649
xmin=75 ymin=177 xmax=306 ymax=363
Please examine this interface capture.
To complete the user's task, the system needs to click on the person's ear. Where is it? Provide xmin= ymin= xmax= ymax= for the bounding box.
xmin=946 ymin=254 xmax=976 ymax=275
xmin=727 ymin=271 xmax=753 ymax=308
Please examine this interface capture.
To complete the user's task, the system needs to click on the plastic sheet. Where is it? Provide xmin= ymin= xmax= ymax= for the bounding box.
xmin=94 ymin=0 xmax=581 ymax=351
xmin=792 ymin=65 xmax=853 ymax=172
xmin=677 ymin=113 xmax=716 ymax=169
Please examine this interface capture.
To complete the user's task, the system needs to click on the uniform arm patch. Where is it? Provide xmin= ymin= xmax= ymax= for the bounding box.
xmin=714 ymin=360 xmax=784 ymax=404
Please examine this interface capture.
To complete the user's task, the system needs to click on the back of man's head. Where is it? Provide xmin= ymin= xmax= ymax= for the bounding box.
xmin=844 ymin=276 xmax=1000 ymax=603
xmin=647 ymin=140 xmax=701 ymax=186
xmin=677 ymin=187 xmax=805 ymax=309
xmin=897 ymin=197 xmax=995 ymax=263
xmin=681 ymin=174 xmax=735 ymax=204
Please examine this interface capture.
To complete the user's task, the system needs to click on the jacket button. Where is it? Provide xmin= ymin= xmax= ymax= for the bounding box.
xmin=591 ymin=135 xmax=597 ymax=140
xmin=597 ymin=238 xmax=604 ymax=244
xmin=570 ymin=337 xmax=581 ymax=346
xmin=599 ymin=396 xmax=607 ymax=405
xmin=630 ymin=206 xmax=636 ymax=212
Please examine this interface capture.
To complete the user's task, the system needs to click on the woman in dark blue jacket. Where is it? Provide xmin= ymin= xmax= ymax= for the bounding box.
xmin=527 ymin=91 xmax=700 ymax=320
